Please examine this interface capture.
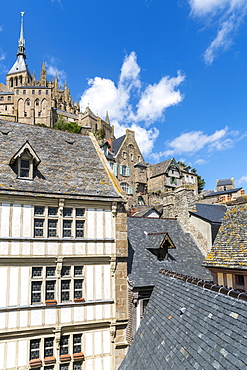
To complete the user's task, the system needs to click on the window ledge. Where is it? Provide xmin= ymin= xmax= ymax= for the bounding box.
xmin=0 ymin=237 xmax=115 ymax=242
xmin=60 ymin=354 xmax=71 ymax=362
xmin=29 ymin=359 xmax=42 ymax=367
xmin=74 ymin=298 xmax=85 ymax=303
xmin=44 ymin=356 xmax=56 ymax=364
xmin=73 ymin=353 xmax=84 ymax=360
xmin=45 ymin=299 xmax=57 ymax=306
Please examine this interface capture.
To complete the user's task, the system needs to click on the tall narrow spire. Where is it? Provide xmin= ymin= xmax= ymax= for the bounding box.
xmin=17 ymin=11 xmax=26 ymax=58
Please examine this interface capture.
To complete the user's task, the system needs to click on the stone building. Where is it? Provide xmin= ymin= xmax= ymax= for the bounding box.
xmin=103 ymin=129 xmax=148 ymax=208
xmin=203 ymin=202 xmax=247 ymax=292
xmin=0 ymin=13 xmax=114 ymax=140
xmin=0 ymin=118 xmax=128 ymax=369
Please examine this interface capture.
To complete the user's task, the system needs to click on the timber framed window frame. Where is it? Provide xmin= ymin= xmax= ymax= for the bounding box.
xmin=31 ymin=265 xmax=84 ymax=305
xmin=33 ymin=206 xmax=86 ymax=238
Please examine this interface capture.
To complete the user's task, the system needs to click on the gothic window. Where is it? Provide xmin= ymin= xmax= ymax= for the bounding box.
xmin=0 ymin=97 xmax=3 ymax=101
xmin=32 ymin=90 xmax=35 ymax=95
xmin=23 ymin=90 xmax=26 ymax=95
xmin=10 ymin=78 xmax=13 ymax=87
xmin=8 ymin=96 xmax=11 ymax=101
xmin=38 ymin=90 xmax=41 ymax=95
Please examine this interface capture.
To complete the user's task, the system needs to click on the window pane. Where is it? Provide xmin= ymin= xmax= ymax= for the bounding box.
xmin=63 ymin=220 xmax=72 ymax=237
xmin=60 ymin=336 xmax=69 ymax=355
xmin=46 ymin=267 xmax=56 ymax=277
xmin=60 ymin=365 xmax=69 ymax=370
xmin=74 ymin=266 xmax=83 ymax=276
xmin=34 ymin=219 xmax=44 ymax=237
xmin=76 ymin=220 xmax=84 ymax=237
xmin=73 ymin=362 xmax=82 ymax=370
xmin=31 ymin=281 xmax=42 ymax=303
xmin=61 ymin=266 xmax=71 ymax=276
xmin=48 ymin=207 xmax=58 ymax=216
xmin=34 ymin=206 xmax=45 ymax=215
xmin=74 ymin=279 xmax=83 ymax=299
xmin=73 ymin=334 xmax=82 ymax=353
xmin=44 ymin=337 xmax=54 ymax=357
xmin=48 ymin=219 xmax=57 ymax=237
xmin=30 ymin=339 xmax=40 ymax=360
xmin=45 ymin=281 xmax=55 ymax=300
xmin=32 ymin=267 xmax=42 ymax=277
xmin=61 ymin=280 xmax=70 ymax=302
xmin=20 ymin=159 xmax=30 ymax=177
xmin=76 ymin=208 xmax=85 ymax=217
xmin=63 ymin=208 xmax=72 ymax=217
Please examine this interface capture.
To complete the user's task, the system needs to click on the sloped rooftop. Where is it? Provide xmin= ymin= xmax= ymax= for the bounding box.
xmin=128 ymin=217 xmax=212 ymax=287
xmin=0 ymin=120 xmax=122 ymax=201
xmin=120 ymin=271 xmax=247 ymax=370
xmin=190 ymin=203 xmax=227 ymax=223
xmin=204 ymin=204 xmax=247 ymax=269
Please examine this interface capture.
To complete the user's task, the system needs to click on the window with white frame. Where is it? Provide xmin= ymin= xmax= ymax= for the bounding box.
xmin=31 ymin=265 xmax=84 ymax=304
xmin=29 ymin=334 xmax=83 ymax=367
xmin=34 ymin=206 xmax=85 ymax=238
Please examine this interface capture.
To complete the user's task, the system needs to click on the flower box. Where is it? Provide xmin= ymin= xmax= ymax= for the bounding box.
xmin=60 ymin=354 xmax=71 ymax=362
xmin=29 ymin=359 xmax=42 ymax=367
xmin=73 ymin=352 xmax=84 ymax=360
xmin=74 ymin=298 xmax=85 ymax=303
xmin=45 ymin=299 xmax=57 ymax=306
xmin=44 ymin=356 xmax=56 ymax=364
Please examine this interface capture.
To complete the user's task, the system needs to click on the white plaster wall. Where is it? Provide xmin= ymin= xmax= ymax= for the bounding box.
xmin=0 ymin=204 xmax=10 ymax=237
xmin=190 ymin=215 xmax=212 ymax=250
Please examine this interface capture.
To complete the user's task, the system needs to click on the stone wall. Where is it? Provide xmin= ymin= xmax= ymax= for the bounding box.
xmin=114 ymin=202 xmax=128 ymax=368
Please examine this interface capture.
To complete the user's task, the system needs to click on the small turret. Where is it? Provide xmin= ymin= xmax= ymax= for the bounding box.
xmin=40 ymin=61 xmax=46 ymax=86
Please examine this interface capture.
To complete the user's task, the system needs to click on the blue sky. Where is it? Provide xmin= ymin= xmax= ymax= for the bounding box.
xmin=1 ymin=0 xmax=247 ymax=191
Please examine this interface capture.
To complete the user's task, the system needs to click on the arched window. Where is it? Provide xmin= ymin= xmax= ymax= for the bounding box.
xmin=10 ymin=78 xmax=13 ymax=88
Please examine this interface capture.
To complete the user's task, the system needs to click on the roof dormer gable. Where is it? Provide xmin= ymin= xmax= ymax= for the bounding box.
xmin=10 ymin=141 xmax=41 ymax=180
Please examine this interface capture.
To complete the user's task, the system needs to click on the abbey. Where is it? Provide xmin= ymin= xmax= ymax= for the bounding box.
xmin=0 ymin=12 xmax=114 ymax=139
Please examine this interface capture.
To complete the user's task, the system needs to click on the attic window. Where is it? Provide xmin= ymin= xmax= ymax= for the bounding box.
xmin=18 ymin=151 xmax=34 ymax=179
xmin=10 ymin=141 xmax=41 ymax=180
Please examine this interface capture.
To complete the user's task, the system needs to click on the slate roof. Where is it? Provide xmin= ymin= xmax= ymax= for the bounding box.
xmin=112 ymin=134 xmax=125 ymax=155
xmin=190 ymin=203 xmax=227 ymax=223
xmin=0 ymin=120 xmax=122 ymax=201
xmin=120 ymin=271 xmax=247 ymax=370
xmin=203 ymin=204 xmax=247 ymax=269
xmin=128 ymin=217 xmax=212 ymax=287
xmin=204 ymin=188 xmax=242 ymax=197
xmin=148 ymin=158 xmax=173 ymax=178
xmin=132 ymin=207 xmax=161 ymax=218
xmin=217 ymin=178 xmax=233 ymax=186
xmin=7 ymin=55 xmax=30 ymax=75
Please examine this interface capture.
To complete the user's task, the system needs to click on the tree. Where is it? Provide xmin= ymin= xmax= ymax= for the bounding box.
xmin=177 ymin=161 xmax=205 ymax=193
xmin=53 ymin=115 xmax=81 ymax=134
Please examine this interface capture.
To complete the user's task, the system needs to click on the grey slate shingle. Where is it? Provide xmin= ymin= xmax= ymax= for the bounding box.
xmin=0 ymin=120 xmax=121 ymax=200
xmin=120 ymin=272 xmax=247 ymax=370
xmin=128 ymin=217 xmax=212 ymax=287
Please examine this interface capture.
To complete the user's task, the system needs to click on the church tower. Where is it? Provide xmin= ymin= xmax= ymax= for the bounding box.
xmin=6 ymin=12 xmax=31 ymax=89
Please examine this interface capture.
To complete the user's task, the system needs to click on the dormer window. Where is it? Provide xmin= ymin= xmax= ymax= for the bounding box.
xmin=10 ymin=141 xmax=41 ymax=180
xmin=18 ymin=152 xmax=33 ymax=178
xmin=145 ymin=232 xmax=176 ymax=260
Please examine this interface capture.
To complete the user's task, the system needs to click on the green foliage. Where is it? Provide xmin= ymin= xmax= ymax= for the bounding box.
xmin=94 ymin=128 xmax=106 ymax=141
xmin=53 ymin=115 xmax=81 ymax=134
xmin=35 ymin=123 xmax=47 ymax=128
xmin=177 ymin=161 xmax=205 ymax=193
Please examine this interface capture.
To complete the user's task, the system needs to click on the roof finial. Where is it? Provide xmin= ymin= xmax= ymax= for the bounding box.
xmin=17 ymin=11 xmax=26 ymax=59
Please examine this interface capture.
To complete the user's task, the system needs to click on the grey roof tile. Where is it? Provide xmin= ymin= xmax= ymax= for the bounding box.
xmin=0 ymin=120 xmax=122 ymax=200
xmin=128 ymin=217 xmax=212 ymax=287
xmin=120 ymin=272 xmax=247 ymax=370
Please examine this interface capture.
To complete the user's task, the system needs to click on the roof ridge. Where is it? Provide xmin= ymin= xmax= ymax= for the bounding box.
xmin=159 ymin=269 xmax=247 ymax=301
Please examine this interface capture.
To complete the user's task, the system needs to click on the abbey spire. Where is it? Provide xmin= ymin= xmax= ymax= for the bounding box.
xmin=6 ymin=11 xmax=31 ymax=86
xmin=17 ymin=11 xmax=26 ymax=58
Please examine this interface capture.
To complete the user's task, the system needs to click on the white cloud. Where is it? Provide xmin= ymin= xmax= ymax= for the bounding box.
xmin=46 ymin=58 xmax=66 ymax=81
xmin=80 ymin=52 xmax=184 ymax=155
xmin=236 ymin=174 xmax=247 ymax=186
xmin=0 ymin=26 xmax=3 ymax=32
xmin=194 ymin=158 xmax=207 ymax=165
xmin=188 ymin=0 xmax=247 ymax=63
xmin=0 ymin=49 xmax=6 ymax=61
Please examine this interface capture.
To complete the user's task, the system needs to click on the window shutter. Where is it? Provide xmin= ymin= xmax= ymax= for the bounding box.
xmin=119 ymin=164 xmax=123 ymax=175
xmin=113 ymin=163 xmax=118 ymax=176
xmin=129 ymin=186 xmax=133 ymax=195
xmin=127 ymin=166 xmax=130 ymax=177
